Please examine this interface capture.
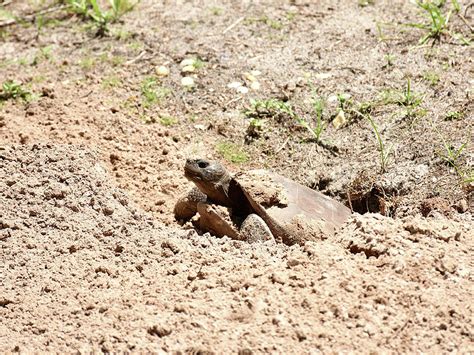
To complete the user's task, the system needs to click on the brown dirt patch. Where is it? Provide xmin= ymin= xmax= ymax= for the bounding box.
xmin=0 ymin=0 xmax=473 ymax=352
xmin=1 ymin=144 xmax=472 ymax=352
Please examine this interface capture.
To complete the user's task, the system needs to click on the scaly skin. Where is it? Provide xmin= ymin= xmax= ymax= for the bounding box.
xmin=177 ymin=158 xmax=275 ymax=243
xmin=184 ymin=158 xmax=234 ymax=208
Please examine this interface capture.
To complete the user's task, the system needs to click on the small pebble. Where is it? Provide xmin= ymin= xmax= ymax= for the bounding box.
xmin=456 ymin=199 xmax=468 ymax=213
xmin=180 ymin=58 xmax=195 ymax=67
xmin=332 ymin=110 xmax=346 ymax=129
xmin=181 ymin=65 xmax=195 ymax=73
xmin=227 ymin=81 xmax=242 ymax=89
xmin=237 ymin=86 xmax=249 ymax=94
xmin=181 ymin=77 xmax=194 ymax=87
xmin=250 ymin=81 xmax=260 ymax=91
xmin=244 ymin=73 xmax=257 ymax=82
xmin=156 ymin=65 xmax=169 ymax=76
xmin=314 ymin=72 xmax=332 ymax=80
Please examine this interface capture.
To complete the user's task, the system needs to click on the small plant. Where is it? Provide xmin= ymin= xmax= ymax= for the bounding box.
xmin=102 ymin=75 xmax=122 ymax=89
xmin=0 ymin=81 xmax=31 ymax=102
xmin=380 ymin=78 xmax=424 ymax=118
xmin=209 ymin=7 xmax=222 ymax=16
xmin=159 ymin=115 xmax=178 ymax=126
xmin=437 ymin=139 xmax=467 ymax=169
xmin=244 ymin=98 xmax=296 ymax=119
xmin=245 ymin=15 xmax=284 ymax=30
xmin=422 ymin=70 xmax=440 ymax=86
xmin=140 ymin=77 xmax=170 ymax=108
xmin=296 ymin=97 xmax=326 ymax=142
xmin=383 ymin=53 xmax=395 ymax=68
xmin=444 ymin=111 xmax=464 ymax=121
xmin=286 ymin=11 xmax=297 ymax=21
xmin=407 ymin=0 xmax=469 ymax=45
xmin=400 ymin=78 xmax=423 ymax=107
xmin=67 ymin=0 xmax=138 ymax=35
xmin=366 ymin=114 xmax=392 ymax=172
xmin=79 ymin=56 xmax=96 ymax=69
xmin=216 ymin=142 xmax=249 ymax=164
xmin=246 ymin=118 xmax=266 ymax=139
xmin=32 ymin=45 xmax=53 ymax=66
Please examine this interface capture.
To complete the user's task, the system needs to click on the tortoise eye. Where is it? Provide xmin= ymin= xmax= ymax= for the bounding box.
xmin=197 ymin=160 xmax=209 ymax=169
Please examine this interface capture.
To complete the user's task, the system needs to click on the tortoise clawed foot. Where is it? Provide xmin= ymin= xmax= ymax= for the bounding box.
xmin=174 ymin=187 xmax=207 ymax=221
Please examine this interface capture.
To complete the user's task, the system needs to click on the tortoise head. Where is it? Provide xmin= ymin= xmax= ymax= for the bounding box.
xmin=184 ymin=158 xmax=233 ymax=206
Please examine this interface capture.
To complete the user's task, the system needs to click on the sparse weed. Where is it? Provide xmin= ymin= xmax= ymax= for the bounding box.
xmin=286 ymin=11 xmax=297 ymax=21
xmin=375 ymin=22 xmax=395 ymax=42
xmin=422 ymin=70 xmax=440 ymax=86
xmin=245 ymin=98 xmax=296 ymax=119
xmin=140 ymin=77 xmax=171 ymax=108
xmin=0 ymin=81 xmax=31 ymax=102
xmin=245 ymin=15 xmax=284 ymax=30
xmin=160 ymin=115 xmax=178 ymax=126
xmin=407 ymin=0 xmax=470 ymax=45
xmin=209 ymin=7 xmax=222 ymax=16
xmin=336 ymin=93 xmax=352 ymax=110
xmin=32 ymin=45 xmax=53 ymax=65
xmin=383 ymin=53 xmax=395 ymax=68
xmin=31 ymin=75 xmax=46 ymax=84
xmin=434 ymin=124 xmax=472 ymax=182
xmin=246 ymin=117 xmax=266 ymax=139
xmin=128 ymin=41 xmax=144 ymax=52
xmin=437 ymin=138 xmax=467 ymax=168
xmin=380 ymin=78 xmax=424 ymax=118
xmin=357 ymin=101 xmax=375 ymax=115
xmin=67 ymin=0 xmax=138 ymax=36
xmin=110 ymin=55 xmax=125 ymax=66
xmin=444 ymin=111 xmax=464 ymax=121
xmin=18 ymin=58 xmax=28 ymax=66
xmin=463 ymin=171 xmax=474 ymax=184
xmin=102 ymin=75 xmax=122 ymax=89
xmin=216 ymin=142 xmax=249 ymax=164
xmin=113 ymin=28 xmax=134 ymax=40
xmin=79 ymin=56 xmax=96 ymax=69
xmin=296 ymin=97 xmax=326 ymax=142
xmin=366 ymin=114 xmax=392 ymax=172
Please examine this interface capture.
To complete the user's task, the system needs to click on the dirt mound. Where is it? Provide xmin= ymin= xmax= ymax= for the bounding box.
xmin=1 ymin=144 xmax=472 ymax=352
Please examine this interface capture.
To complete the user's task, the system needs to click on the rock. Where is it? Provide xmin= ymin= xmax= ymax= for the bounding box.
xmin=181 ymin=77 xmax=194 ymax=87
xmin=180 ymin=58 xmax=195 ymax=67
xmin=332 ymin=110 xmax=346 ymax=129
xmin=227 ymin=81 xmax=242 ymax=89
xmin=156 ymin=65 xmax=170 ymax=76
xmin=456 ymin=199 xmax=468 ymax=213
xmin=181 ymin=65 xmax=195 ymax=73
xmin=250 ymin=81 xmax=260 ymax=91
xmin=236 ymin=86 xmax=249 ymax=94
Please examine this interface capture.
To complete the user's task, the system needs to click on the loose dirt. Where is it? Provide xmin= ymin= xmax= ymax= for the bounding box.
xmin=0 ymin=0 xmax=473 ymax=352
xmin=1 ymin=144 xmax=472 ymax=353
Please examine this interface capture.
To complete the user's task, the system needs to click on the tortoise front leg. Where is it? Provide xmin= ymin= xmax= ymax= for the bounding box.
xmin=174 ymin=187 xmax=207 ymax=221
xmin=197 ymin=202 xmax=240 ymax=240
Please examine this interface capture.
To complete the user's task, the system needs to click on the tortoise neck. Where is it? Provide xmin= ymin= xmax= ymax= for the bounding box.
xmin=197 ymin=171 xmax=233 ymax=207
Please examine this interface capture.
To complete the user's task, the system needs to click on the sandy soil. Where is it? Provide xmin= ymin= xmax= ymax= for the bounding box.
xmin=0 ymin=0 xmax=473 ymax=352
xmin=1 ymin=144 xmax=472 ymax=353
